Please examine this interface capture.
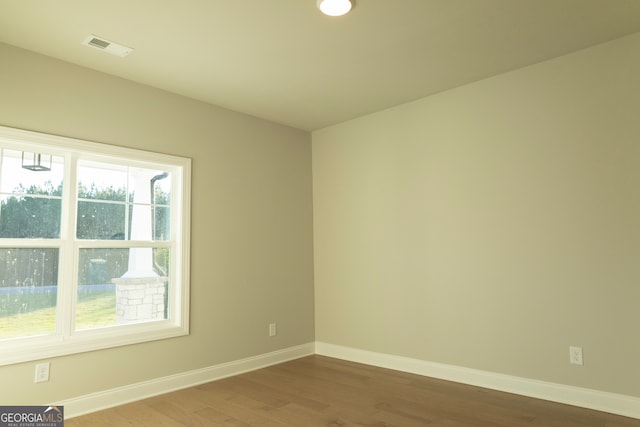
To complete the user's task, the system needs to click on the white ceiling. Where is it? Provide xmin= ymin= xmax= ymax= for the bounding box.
xmin=1 ymin=0 xmax=640 ymax=131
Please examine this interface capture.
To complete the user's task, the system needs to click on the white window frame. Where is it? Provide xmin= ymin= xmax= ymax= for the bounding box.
xmin=0 ymin=125 xmax=190 ymax=366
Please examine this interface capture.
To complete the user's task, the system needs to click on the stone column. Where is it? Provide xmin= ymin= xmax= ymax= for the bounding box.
xmin=113 ymin=276 xmax=167 ymax=323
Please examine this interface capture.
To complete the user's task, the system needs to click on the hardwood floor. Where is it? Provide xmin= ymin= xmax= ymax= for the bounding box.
xmin=66 ymin=355 xmax=639 ymax=426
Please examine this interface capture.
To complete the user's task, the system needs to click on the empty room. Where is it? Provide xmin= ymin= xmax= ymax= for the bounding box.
xmin=0 ymin=1 xmax=639 ymax=425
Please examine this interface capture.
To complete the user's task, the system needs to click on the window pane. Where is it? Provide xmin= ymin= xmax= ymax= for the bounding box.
xmin=153 ymin=206 xmax=170 ymax=240
xmin=153 ymin=247 xmax=170 ymax=278
xmin=77 ymin=161 xmax=127 ymax=203
xmin=0 ymin=248 xmax=59 ymax=339
xmin=0 ymin=196 xmax=62 ymax=238
xmin=76 ymin=248 xmax=125 ymax=330
xmin=0 ymin=149 xmax=63 ymax=239
xmin=76 ymin=162 xmax=171 ymax=241
xmin=0 ymin=149 xmax=64 ymax=194
xmin=76 ymin=247 xmax=170 ymax=330
xmin=77 ymin=201 xmax=126 ymax=240
xmin=128 ymin=168 xmax=171 ymax=242
xmin=152 ymin=173 xmax=171 ymax=241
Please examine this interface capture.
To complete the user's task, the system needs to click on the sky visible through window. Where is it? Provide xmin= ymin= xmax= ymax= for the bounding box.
xmin=0 ymin=150 xmax=171 ymax=198
xmin=0 ymin=149 xmax=63 ymax=194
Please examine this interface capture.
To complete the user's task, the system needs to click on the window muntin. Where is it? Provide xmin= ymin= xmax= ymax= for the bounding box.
xmin=0 ymin=126 xmax=190 ymax=365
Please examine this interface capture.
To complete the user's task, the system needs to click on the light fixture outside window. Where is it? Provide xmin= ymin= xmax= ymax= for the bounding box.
xmin=317 ymin=0 xmax=353 ymax=17
xmin=22 ymin=152 xmax=52 ymax=171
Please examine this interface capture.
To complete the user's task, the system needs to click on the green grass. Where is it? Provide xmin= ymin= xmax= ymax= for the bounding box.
xmin=76 ymin=292 xmax=117 ymax=330
xmin=0 ymin=305 xmax=56 ymax=339
xmin=0 ymin=293 xmax=116 ymax=339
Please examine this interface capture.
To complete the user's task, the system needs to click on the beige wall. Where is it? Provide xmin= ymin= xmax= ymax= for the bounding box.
xmin=313 ymin=33 xmax=640 ymax=397
xmin=0 ymin=43 xmax=315 ymax=404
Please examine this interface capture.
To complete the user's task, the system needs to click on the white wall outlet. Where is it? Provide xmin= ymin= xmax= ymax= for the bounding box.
xmin=569 ymin=346 xmax=583 ymax=365
xmin=35 ymin=362 xmax=50 ymax=383
xmin=269 ymin=323 xmax=277 ymax=337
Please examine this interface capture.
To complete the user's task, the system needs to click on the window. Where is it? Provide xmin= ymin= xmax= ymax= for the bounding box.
xmin=0 ymin=126 xmax=190 ymax=365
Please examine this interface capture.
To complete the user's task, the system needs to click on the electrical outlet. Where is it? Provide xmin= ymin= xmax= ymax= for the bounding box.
xmin=35 ymin=362 xmax=50 ymax=383
xmin=269 ymin=323 xmax=277 ymax=337
xmin=569 ymin=346 xmax=583 ymax=365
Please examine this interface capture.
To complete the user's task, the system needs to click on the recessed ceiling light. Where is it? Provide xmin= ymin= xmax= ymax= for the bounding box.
xmin=317 ymin=0 xmax=354 ymax=17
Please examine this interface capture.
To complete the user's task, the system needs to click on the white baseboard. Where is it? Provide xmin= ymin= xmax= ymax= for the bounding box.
xmin=315 ymin=342 xmax=640 ymax=420
xmin=57 ymin=341 xmax=639 ymax=420
xmin=59 ymin=342 xmax=315 ymax=419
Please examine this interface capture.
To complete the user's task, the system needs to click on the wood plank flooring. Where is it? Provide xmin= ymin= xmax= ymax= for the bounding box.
xmin=66 ymin=355 xmax=639 ymax=426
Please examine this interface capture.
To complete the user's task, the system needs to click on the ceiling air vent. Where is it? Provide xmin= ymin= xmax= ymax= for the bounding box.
xmin=88 ymin=37 xmax=110 ymax=49
xmin=82 ymin=34 xmax=133 ymax=57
